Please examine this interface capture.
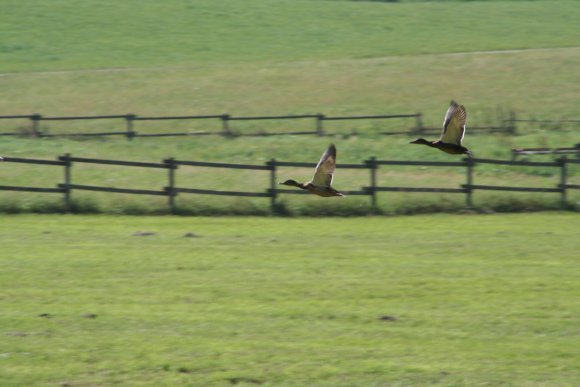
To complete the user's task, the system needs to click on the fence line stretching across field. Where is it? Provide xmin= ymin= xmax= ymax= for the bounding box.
xmin=1 ymin=154 xmax=577 ymax=213
xmin=0 ymin=111 xmax=518 ymax=138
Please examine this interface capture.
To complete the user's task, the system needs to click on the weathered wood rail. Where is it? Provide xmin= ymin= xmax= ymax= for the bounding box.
xmin=0 ymin=111 xmax=518 ymax=138
xmin=1 ymin=154 xmax=577 ymax=213
xmin=511 ymin=144 xmax=580 ymax=160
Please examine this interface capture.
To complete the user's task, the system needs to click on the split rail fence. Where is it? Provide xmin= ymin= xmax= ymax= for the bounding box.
xmin=0 ymin=112 xmax=516 ymax=138
xmin=1 ymin=155 xmax=577 ymax=213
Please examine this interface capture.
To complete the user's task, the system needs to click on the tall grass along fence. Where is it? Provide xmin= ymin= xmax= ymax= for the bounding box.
xmin=0 ymin=111 xmax=517 ymax=138
xmin=1 ymin=154 xmax=577 ymax=214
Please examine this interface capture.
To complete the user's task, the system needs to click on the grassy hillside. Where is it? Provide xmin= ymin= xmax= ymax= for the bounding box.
xmin=1 ymin=214 xmax=579 ymax=386
xmin=2 ymin=47 xmax=579 ymax=122
xmin=1 ymin=0 xmax=579 ymax=73
xmin=1 ymin=0 xmax=578 ymax=214
xmin=1 ymin=1 xmax=578 ymax=120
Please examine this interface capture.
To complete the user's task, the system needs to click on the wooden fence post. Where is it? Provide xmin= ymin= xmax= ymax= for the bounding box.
xmin=559 ymin=156 xmax=567 ymax=207
xmin=414 ymin=113 xmax=424 ymax=134
xmin=465 ymin=157 xmax=474 ymax=207
xmin=268 ymin=158 xmax=277 ymax=211
xmin=506 ymin=111 xmax=517 ymax=135
xmin=165 ymin=158 xmax=178 ymax=213
xmin=61 ymin=153 xmax=72 ymax=212
xmin=221 ymin=114 xmax=231 ymax=135
xmin=316 ymin=114 xmax=324 ymax=136
xmin=31 ymin=114 xmax=42 ymax=137
xmin=126 ymin=114 xmax=136 ymax=140
xmin=367 ymin=157 xmax=378 ymax=210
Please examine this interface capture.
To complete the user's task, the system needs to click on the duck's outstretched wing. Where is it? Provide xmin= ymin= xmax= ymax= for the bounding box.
xmin=311 ymin=144 xmax=337 ymax=187
xmin=439 ymin=101 xmax=467 ymax=146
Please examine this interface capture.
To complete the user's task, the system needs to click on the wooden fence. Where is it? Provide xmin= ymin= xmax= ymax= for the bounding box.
xmin=1 ymin=154 xmax=577 ymax=213
xmin=0 ymin=111 xmax=517 ymax=138
xmin=506 ymin=118 xmax=580 ymax=126
xmin=511 ymin=144 xmax=580 ymax=160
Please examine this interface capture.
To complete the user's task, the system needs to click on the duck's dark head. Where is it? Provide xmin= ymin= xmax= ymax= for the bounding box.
xmin=410 ymin=138 xmax=431 ymax=146
xmin=279 ymin=179 xmax=302 ymax=188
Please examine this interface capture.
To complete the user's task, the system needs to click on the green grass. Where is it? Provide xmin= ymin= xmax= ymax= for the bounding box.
xmin=1 ymin=213 xmax=579 ymax=385
xmin=1 ymin=132 xmax=578 ymax=215
xmin=1 ymin=0 xmax=579 ymax=73
xmin=0 ymin=0 xmax=579 ymax=214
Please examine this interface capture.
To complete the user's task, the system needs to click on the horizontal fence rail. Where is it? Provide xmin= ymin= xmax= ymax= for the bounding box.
xmin=507 ymin=119 xmax=580 ymax=123
xmin=512 ymin=145 xmax=580 ymax=160
xmin=463 ymin=184 xmax=562 ymax=193
xmin=0 ymin=111 xmax=520 ymax=139
xmin=0 ymin=154 xmax=577 ymax=213
xmin=173 ymin=159 xmax=273 ymax=170
xmin=0 ymin=185 xmax=65 ymax=193
xmin=58 ymin=183 xmax=167 ymax=196
xmin=0 ymin=157 xmax=67 ymax=194
xmin=174 ymin=187 xmax=271 ymax=198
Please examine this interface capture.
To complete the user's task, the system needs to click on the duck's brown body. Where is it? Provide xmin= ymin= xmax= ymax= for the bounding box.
xmin=411 ymin=101 xmax=473 ymax=157
xmin=412 ymin=139 xmax=471 ymax=155
xmin=300 ymin=182 xmax=344 ymax=197
xmin=279 ymin=144 xmax=344 ymax=198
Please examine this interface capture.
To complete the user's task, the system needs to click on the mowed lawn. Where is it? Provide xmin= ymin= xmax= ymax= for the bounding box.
xmin=1 ymin=213 xmax=579 ymax=386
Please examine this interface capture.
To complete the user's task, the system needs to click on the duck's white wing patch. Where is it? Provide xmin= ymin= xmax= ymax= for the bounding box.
xmin=440 ymin=101 xmax=467 ymax=146
xmin=311 ymin=144 xmax=337 ymax=187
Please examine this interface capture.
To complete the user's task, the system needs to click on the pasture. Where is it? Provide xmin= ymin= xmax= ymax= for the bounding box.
xmin=1 ymin=0 xmax=579 ymax=120
xmin=1 ymin=0 xmax=579 ymax=215
xmin=1 ymin=1 xmax=579 ymax=386
xmin=1 ymin=213 xmax=579 ymax=385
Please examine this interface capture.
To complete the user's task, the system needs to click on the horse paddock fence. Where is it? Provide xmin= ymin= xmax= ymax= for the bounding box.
xmin=1 ymin=154 xmax=577 ymax=213
xmin=0 ymin=111 xmax=520 ymax=138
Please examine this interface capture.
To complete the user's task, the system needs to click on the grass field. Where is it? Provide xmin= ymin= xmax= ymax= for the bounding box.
xmin=0 ymin=0 xmax=579 ymax=214
xmin=1 ymin=1 xmax=579 ymax=119
xmin=2 ymin=0 xmax=579 ymax=73
xmin=1 ymin=2 xmax=579 ymax=386
xmin=1 ymin=213 xmax=579 ymax=385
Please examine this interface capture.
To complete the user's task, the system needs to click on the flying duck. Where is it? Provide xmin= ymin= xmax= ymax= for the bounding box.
xmin=280 ymin=143 xmax=344 ymax=197
xmin=411 ymin=101 xmax=473 ymax=157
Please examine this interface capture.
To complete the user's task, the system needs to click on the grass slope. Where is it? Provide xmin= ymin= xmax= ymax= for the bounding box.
xmin=1 ymin=0 xmax=579 ymax=73
xmin=1 ymin=213 xmax=579 ymax=385
xmin=1 ymin=0 xmax=579 ymax=214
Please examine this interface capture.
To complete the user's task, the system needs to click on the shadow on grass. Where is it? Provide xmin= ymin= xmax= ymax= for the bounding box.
xmin=0 ymin=197 xmax=575 ymax=216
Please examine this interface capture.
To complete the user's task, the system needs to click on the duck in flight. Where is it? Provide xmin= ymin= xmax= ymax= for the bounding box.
xmin=280 ymin=143 xmax=344 ymax=197
xmin=410 ymin=101 xmax=473 ymax=157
